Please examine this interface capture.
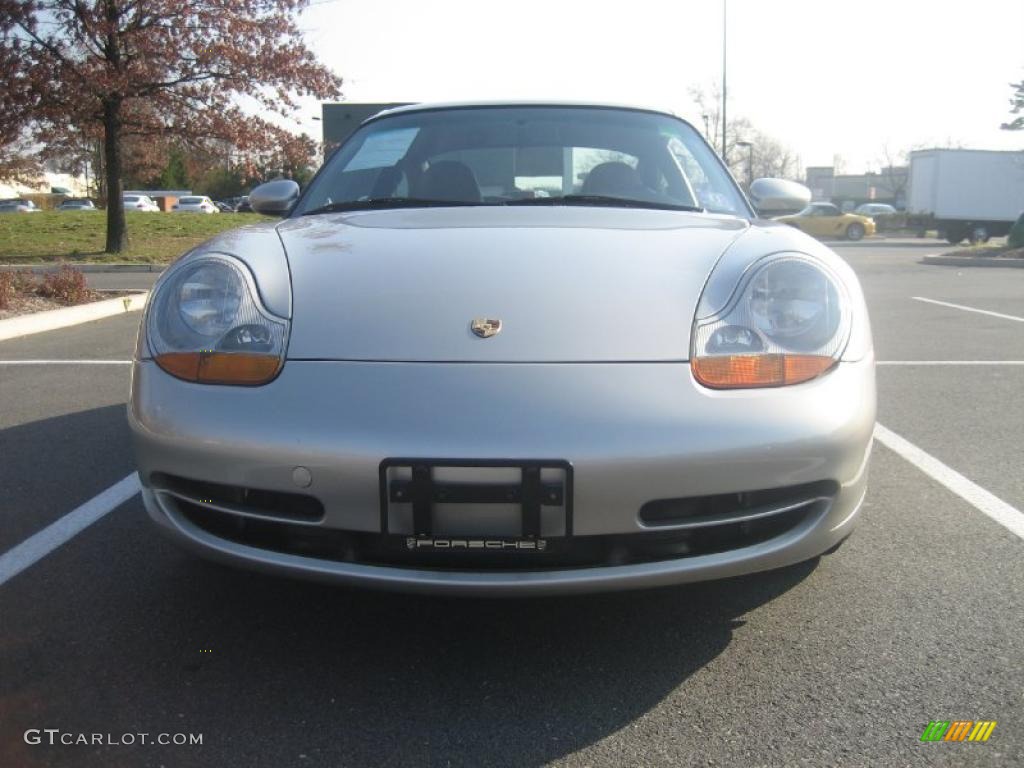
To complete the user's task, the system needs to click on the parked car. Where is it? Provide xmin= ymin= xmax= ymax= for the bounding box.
xmin=130 ymin=102 xmax=875 ymax=595
xmin=57 ymin=198 xmax=99 ymax=212
xmin=853 ymin=203 xmax=897 ymax=218
xmin=234 ymin=196 xmax=252 ymax=213
xmin=0 ymin=199 xmax=40 ymax=213
xmin=172 ymin=196 xmax=219 ymax=214
xmin=123 ymin=194 xmax=160 ymax=212
xmin=213 ymin=201 xmax=234 ymax=213
xmin=775 ymin=202 xmax=876 ymax=241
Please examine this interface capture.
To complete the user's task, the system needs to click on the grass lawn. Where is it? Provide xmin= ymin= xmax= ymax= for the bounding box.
xmin=0 ymin=211 xmax=271 ymax=264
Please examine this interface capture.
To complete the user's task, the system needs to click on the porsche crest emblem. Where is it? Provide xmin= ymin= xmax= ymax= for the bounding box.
xmin=470 ymin=318 xmax=502 ymax=338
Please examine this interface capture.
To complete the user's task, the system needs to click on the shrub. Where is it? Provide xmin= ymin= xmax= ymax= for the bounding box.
xmin=1009 ymin=211 xmax=1024 ymax=249
xmin=0 ymin=270 xmax=40 ymax=310
xmin=38 ymin=265 xmax=90 ymax=305
xmin=872 ymin=212 xmax=903 ymax=233
xmin=0 ymin=272 xmax=12 ymax=310
xmin=11 ymin=269 xmax=37 ymax=293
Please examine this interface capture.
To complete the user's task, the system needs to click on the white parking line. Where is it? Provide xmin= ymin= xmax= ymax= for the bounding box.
xmin=877 ymin=361 xmax=1024 ymax=366
xmin=912 ymin=297 xmax=1024 ymax=323
xmin=0 ymin=473 xmax=141 ymax=587
xmin=874 ymin=424 xmax=1024 ymax=542
xmin=0 ymin=360 xmax=132 ymax=365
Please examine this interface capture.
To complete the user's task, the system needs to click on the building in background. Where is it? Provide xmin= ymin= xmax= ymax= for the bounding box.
xmin=804 ymin=165 xmax=909 ymax=210
xmin=320 ymin=103 xmax=413 ymax=153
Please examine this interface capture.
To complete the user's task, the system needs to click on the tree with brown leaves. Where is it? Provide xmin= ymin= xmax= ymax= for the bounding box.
xmin=1 ymin=0 xmax=341 ymax=252
xmin=1003 ymin=78 xmax=1024 ymax=131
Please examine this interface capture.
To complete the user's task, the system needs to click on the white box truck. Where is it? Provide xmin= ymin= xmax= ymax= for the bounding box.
xmin=907 ymin=149 xmax=1024 ymax=244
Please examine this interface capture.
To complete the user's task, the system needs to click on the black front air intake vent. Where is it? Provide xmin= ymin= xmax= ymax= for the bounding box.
xmin=151 ymin=473 xmax=324 ymax=523
xmin=639 ymin=480 xmax=838 ymax=529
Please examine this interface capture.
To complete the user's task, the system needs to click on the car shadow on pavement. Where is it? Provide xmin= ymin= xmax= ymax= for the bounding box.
xmin=142 ymin=552 xmax=818 ymax=766
xmin=0 ymin=402 xmax=136 ymax=552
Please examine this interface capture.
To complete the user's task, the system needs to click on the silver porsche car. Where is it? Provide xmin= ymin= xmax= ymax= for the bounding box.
xmin=129 ymin=102 xmax=875 ymax=595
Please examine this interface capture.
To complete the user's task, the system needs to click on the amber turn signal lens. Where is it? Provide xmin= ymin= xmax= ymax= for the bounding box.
xmin=155 ymin=352 xmax=281 ymax=385
xmin=692 ymin=354 xmax=836 ymax=389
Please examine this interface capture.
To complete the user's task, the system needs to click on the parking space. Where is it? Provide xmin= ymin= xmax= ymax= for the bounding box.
xmin=0 ymin=317 xmax=137 ymax=553
xmin=1 ymin=240 xmax=1022 ymax=766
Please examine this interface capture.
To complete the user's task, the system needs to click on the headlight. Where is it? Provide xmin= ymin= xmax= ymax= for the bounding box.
xmin=146 ymin=255 xmax=288 ymax=385
xmin=691 ymin=256 xmax=851 ymax=388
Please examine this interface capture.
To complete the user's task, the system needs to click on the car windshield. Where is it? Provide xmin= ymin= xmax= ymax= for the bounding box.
xmin=295 ymin=106 xmax=749 ymax=216
xmin=799 ymin=204 xmax=837 ymax=216
xmin=124 ymin=196 xmax=139 ymax=202
xmin=180 ymin=197 xmax=203 ymax=204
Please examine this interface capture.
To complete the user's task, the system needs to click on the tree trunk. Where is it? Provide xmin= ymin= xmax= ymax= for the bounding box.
xmin=102 ymin=98 xmax=127 ymax=254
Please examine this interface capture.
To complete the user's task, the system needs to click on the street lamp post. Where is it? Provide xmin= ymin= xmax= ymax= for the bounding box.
xmin=736 ymin=140 xmax=754 ymax=188
xmin=721 ymin=0 xmax=727 ymax=163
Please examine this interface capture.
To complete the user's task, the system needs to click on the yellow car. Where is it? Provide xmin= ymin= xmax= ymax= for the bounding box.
xmin=775 ymin=203 xmax=875 ymax=241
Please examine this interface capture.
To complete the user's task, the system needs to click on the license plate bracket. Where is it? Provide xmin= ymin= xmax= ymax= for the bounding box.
xmin=379 ymin=459 xmax=573 ymax=538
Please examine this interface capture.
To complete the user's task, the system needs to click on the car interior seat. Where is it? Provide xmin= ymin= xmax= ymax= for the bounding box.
xmin=580 ymin=161 xmax=646 ymax=198
xmin=414 ymin=161 xmax=482 ymax=202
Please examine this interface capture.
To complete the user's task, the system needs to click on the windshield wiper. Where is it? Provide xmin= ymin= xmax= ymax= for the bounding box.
xmin=505 ymin=195 xmax=703 ymax=212
xmin=301 ymin=195 xmax=704 ymax=216
xmin=301 ymin=198 xmax=483 ymax=216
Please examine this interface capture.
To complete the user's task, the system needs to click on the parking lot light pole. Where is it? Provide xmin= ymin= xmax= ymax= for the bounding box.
xmin=721 ymin=0 xmax=727 ymax=163
xmin=736 ymin=140 xmax=754 ymax=188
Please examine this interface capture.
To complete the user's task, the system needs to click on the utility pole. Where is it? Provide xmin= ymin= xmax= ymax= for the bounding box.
xmin=721 ymin=0 xmax=727 ymax=163
xmin=736 ymin=140 xmax=754 ymax=187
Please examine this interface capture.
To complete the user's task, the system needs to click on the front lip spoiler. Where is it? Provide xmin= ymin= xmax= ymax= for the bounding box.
xmin=144 ymin=486 xmax=865 ymax=596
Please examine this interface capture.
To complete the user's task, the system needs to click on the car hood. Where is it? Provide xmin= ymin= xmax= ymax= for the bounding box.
xmin=277 ymin=207 xmax=749 ymax=362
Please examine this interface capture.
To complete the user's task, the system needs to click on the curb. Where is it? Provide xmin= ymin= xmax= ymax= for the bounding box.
xmin=922 ymin=254 xmax=1024 ymax=269
xmin=0 ymin=292 xmax=148 ymax=342
xmin=0 ymin=264 xmax=166 ymax=273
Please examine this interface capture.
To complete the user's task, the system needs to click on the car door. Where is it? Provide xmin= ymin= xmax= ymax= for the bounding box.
xmin=813 ymin=204 xmax=845 ymax=236
xmin=798 ymin=205 xmax=827 ymax=236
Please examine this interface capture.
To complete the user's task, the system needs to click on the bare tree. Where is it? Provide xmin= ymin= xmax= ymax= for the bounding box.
xmin=875 ymin=144 xmax=909 ymax=203
xmin=688 ymin=85 xmax=802 ymax=184
xmin=689 ymin=83 xmax=724 ymax=153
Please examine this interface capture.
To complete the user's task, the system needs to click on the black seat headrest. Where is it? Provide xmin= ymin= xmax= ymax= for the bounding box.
xmin=414 ymin=161 xmax=482 ymax=203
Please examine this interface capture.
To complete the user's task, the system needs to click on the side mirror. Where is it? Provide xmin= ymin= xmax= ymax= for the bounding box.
xmin=249 ymin=179 xmax=300 ymax=216
xmin=748 ymin=178 xmax=811 ymax=216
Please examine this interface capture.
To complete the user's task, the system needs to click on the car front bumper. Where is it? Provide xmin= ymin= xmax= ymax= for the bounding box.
xmin=129 ymin=358 xmax=875 ymax=595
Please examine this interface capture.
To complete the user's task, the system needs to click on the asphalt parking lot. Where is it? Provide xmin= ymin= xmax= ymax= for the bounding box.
xmin=1 ymin=238 xmax=1022 ymax=767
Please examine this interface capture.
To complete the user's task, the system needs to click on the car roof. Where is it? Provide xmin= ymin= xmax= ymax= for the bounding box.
xmin=370 ymin=100 xmax=681 ymax=121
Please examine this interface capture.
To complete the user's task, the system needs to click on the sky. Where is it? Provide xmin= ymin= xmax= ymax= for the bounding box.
xmin=290 ymin=0 xmax=1024 ymax=174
